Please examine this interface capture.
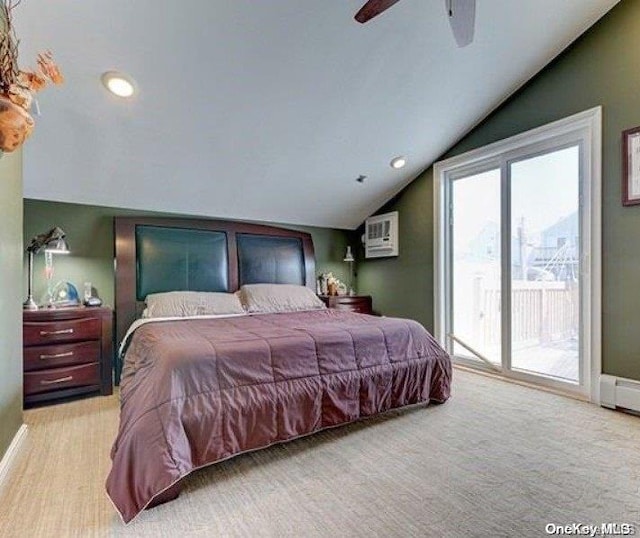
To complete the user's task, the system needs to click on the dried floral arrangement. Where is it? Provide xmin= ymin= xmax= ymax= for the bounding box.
xmin=0 ymin=0 xmax=63 ymax=152
xmin=318 ymin=271 xmax=347 ymax=296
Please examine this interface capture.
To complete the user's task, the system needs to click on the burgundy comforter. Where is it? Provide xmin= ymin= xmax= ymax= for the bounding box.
xmin=107 ymin=309 xmax=452 ymax=523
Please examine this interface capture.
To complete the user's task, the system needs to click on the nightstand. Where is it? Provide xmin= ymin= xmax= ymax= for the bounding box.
xmin=319 ymin=295 xmax=373 ymax=315
xmin=23 ymin=307 xmax=113 ymax=407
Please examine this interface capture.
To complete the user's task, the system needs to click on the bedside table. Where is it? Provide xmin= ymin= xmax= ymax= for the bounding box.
xmin=319 ymin=295 xmax=373 ymax=315
xmin=23 ymin=307 xmax=113 ymax=407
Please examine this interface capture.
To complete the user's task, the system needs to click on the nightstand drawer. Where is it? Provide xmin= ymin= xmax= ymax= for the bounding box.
xmin=24 ymin=363 xmax=100 ymax=396
xmin=24 ymin=341 xmax=100 ymax=372
xmin=24 ymin=317 xmax=101 ymax=346
xmin=319 ymin=295 xmax=373 ymax=315
xmin=334 ymin=303 xmax=371 ymax=314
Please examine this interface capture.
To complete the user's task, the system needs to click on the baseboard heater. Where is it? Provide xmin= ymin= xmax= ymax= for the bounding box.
xmin=600 ymin=374 xmax=640 ymax=413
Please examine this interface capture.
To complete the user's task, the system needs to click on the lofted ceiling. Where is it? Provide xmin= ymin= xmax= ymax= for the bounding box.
xmin=16 ymin=0 xmax=618 ymax=229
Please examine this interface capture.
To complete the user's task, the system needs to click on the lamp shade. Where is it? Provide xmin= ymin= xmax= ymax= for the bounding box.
xmin=27 ymin=226 xmax=70 ymax=254
xmin=44 ymin=236 xmax=70 ymax=254
xmin=343 ymin=246 xmax=354 ymax=263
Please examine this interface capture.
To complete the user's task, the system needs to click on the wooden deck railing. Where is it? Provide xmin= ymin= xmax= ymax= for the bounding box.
xmin=474 ymin=280 xmax=578 ymax=347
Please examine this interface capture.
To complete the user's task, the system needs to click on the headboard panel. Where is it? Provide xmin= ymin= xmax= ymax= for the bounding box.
xmin=114 ymin=217 xmax=315 ymax=350
xmin=237 ymin=234 xmax=305 ymax=287
xmin=136 ymin=225 xmax=230 ymax=300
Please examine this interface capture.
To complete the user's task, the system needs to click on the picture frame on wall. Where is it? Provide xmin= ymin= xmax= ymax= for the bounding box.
xmin=622 ymin=126 xmax=640 ymax=206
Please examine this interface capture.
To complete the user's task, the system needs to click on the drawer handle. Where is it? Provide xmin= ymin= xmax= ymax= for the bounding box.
xmin=40 ymin=375 xmax=73 ymax=386
xmin=40 ymin=328 xmax=74 ymax=336
xmin=39 ymin=351 xmax=74 ymax=360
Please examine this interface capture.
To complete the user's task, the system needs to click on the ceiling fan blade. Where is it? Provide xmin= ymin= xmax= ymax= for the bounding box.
xmin=355 ymin=0 xmax=403 ymax=24
xmin=446 ymin=0 xmax=476 ymax=47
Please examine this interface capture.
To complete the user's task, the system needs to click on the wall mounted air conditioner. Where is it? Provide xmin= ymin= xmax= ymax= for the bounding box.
xmin=364 ymin=211 xmax=399 ymax=258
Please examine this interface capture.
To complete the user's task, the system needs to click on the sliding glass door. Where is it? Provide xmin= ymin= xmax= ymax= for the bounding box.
xmin=509 ymin=146 xmax=580 ymax=382
xmin=435 ymin=108 xmax=601 ymax=399
xmin=451 ymin=169 xmax=501 ymax=368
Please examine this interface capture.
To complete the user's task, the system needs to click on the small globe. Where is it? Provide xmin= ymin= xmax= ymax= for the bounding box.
xmin=49 ymin=281 xmax=81 ymax=307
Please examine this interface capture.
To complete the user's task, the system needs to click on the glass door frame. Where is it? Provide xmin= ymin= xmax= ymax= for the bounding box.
xmin=433 ymin=107 xmax=602 ymax=402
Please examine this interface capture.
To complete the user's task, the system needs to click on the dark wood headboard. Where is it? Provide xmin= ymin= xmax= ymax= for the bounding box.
xmin=114 ymin=217 xmax=315 ymax=348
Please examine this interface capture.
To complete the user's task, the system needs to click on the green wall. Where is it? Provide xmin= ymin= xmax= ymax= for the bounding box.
xmin=0 ymin=150 xmax=23 ymax=457
xmin=352 ymin=182 xmax=434 ymax=326
xmin=23 ymin=199 xmax=353 ymax=309
xmin=358 ymin=0 xmax=640 ymax=381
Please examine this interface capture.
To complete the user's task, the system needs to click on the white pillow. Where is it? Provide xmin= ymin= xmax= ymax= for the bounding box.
xmin=144 ymin=291 xmax=245 ymax=318
xmin=239 ymin=284 xmax=326 ymax=314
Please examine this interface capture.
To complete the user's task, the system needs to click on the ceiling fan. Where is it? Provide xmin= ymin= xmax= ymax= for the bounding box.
xmin=354 ymin=0 xmax=476 ymax=48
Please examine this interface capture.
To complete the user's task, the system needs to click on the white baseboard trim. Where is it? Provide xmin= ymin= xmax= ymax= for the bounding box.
xmin=600 ymin=374 xmax=640 ymax=412
xmin=0 ymin=424 xmax=27 ymax=491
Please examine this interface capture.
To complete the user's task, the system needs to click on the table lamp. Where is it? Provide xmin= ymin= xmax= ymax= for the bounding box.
xmin=23 ymin=226 xmax=70 ymax=310
xmin=344 ymin=245 xmax=355 ymax=296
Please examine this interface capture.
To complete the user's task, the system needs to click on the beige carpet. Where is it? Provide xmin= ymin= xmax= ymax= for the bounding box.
xmin=1 ymin=369 xmax=639 ymax=538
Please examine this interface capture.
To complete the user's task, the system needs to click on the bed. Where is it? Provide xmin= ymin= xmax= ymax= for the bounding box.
xmin=106 ymin=217 xmax=452 ymax=523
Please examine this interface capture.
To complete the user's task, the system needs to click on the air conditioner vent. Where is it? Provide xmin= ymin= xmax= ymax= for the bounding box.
xmin=364 ymin=211 xmax=399 ymax=258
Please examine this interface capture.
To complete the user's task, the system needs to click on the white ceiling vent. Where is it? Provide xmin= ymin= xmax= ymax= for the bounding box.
xmin=365 ymin=211 xmax=399 ymax=258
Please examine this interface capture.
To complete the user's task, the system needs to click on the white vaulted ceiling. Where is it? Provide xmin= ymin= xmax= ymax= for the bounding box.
xmin=16 ymin=0 xmax=618 ymax=229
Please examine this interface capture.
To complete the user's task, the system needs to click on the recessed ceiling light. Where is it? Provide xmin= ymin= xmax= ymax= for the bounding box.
xmin=101 ymin=71 xmax=136 ymax=98
xmin=390 ymin=156 xmax=407 ymax=169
